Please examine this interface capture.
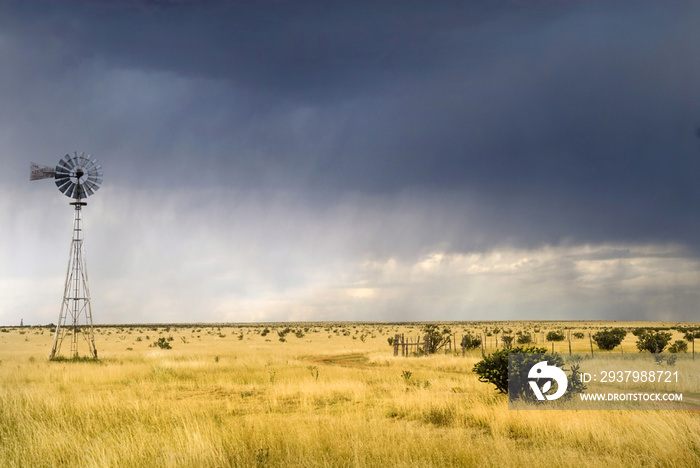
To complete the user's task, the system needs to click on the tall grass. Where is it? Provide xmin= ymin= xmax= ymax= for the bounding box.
xmin=0 ymin=321 xmax=698 ymax=467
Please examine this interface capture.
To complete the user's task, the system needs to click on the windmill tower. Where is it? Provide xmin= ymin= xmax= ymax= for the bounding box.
xmin=30 ymin=153 xmax=103 ymax=360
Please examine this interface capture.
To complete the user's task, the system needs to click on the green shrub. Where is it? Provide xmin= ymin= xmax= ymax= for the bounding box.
xmin=500 ymin=335 xmax=514 ymax=348
xmin=516 ymin=333 xmax=532 ymax=345
xmin=668 ymin=340 xmax=688 ymax=353
xmin=460 ymin=333 xmax=482 ymax=350
xmin=636 ymin=331 xmax=673 ymax=353
xmin=153 ymin=337 xmax=171 ymax=349
xmin=546 ymin=331 xmax=565 ymax=342
xmin=422 ymin=324 xmax=451 ymax=354
xmin=473 ymin=346 xmax=548 ymax=394
xmin=592 ymin=328 xmax=626 ymax=350
xmin=684 ymin=331 xmax=700 ymax=341
xmin=472 ymin=346 xmax=586 ymax=400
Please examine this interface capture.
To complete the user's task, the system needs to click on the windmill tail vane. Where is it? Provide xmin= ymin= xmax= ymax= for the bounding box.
xmin=29 ymin=162 xmax=56 ymax=181
xmin=30 ymin=152 xmax=103 ymax=361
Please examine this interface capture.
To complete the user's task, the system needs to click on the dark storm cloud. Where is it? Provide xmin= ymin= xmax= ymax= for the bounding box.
xmin=5 ymin=1 xmax=700 ymax=323
xmin=3 ymin=1 xmax=481 ymax=95
xmin=3 ymin=0 xmax=700 ymax=250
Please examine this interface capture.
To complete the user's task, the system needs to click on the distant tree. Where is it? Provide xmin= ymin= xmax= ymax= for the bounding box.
xmin=472 ymin=346 xmax=586 ymax=399
xmin=516 ymin=333 xmax=532 ymax=345
xmin=422 ymin=324 xmax=452 ymax=354
xmin=472 ymin=346 xmax=546 ymax=394
xmin=684 ymin=330 xmax=700 ymax=342
xmin=153 ymin=337 xmax=171 ymax=349
xmin=592 ymin=328 xmax=627 ymax=351
xmin=500 ymin=335 xmax=514 ymax=348
xmin=546 ymin=331 xmax=566 ymax=342
xmin=668 ymin=340 xmax=688 ymax=353
xmin=636 ymin=331 xmax=673 ymax=354
xmin=460 ymin=333 xmax=482 ymax=350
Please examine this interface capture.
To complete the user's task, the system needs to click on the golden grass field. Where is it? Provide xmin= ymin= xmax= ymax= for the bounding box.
xmin=1 ymin=321 xmax=699 ymax=467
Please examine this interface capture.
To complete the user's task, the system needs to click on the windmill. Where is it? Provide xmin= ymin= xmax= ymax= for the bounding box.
xmin=30 ymin=152 xmax=103 ymax=360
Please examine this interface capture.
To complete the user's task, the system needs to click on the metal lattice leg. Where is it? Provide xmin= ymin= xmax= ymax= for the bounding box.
xmin=49 ymin=201 xmax=97 ymax=361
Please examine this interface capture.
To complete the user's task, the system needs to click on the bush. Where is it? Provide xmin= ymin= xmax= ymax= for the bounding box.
xmin=516 ymin=333 xmax=532 ymax=345
xmin=500 ymin=335 xmax=514 ymax=348
xmin=572 ymin=332 xmax=585 ymax=339
xmin=546 ymin=331 xmax=565 ymax=342
xmin=153 ymin=337 xmax=171 ymax=349
xmin=472 ymin=346 xmax=586 ymax=400
xmin=422 ymin=324 xmax=451 ymax=354
xmin=592 ymin=328 xmax=627 ymax=351
xmin=636 ymin=331 xmax=673 ymax=353
xmin=473 ymin=346 xmax=547 ymax=394
xmin=460 ymin=333 xmax=482 ymax=350
xmin=684 ymin=331 xmax=700 ymax=341
xmin=668 ymin=340 xmax=688 ymax=353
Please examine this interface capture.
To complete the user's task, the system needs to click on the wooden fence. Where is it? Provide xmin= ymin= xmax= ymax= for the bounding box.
xmin=392 ymin=333 xmax=480 ymax=357
xmin=392 ymin=331 xmax=696 ymax=359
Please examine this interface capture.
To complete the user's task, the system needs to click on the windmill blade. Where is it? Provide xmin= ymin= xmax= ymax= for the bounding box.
xmin=65 ymin=184 xmax=76 ymax=198
xmin=71 ymin=183 xmax=84 ymax=200
xmin=76 ymin=185 xmax=87 ymax=199
xmin=59 ymin=154 xmax=75 ymax=170
xmin=82 ymin=184 xmax=95 ymax=197
xmin=83 ymin=180 xmax=100 ymax=193
xmin=61 ymin=181 xmax=76 ymax=198
xmin=76 ymin=152 xmax=87 ymax=169
xmin=56 ymin=178 xmax=72 ymax=192
xmin=55 ymin=174 xmax=71 ymax=185
xmin=55 ymin=167 xmax=71 ymax=177
xmin=87 ymin=166 xmax=103 ymax=176
xmin=29 ymin=163 xmax=56 ymax=181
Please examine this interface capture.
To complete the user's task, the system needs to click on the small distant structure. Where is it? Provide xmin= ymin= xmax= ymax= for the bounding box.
xmin=30 ymin=153 xmax=103 ymax=360
xmin=20 ymin=319 xmax=23 ymax=327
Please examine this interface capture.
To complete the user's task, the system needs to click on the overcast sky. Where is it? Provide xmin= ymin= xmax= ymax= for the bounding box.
xmin=2 ymin=0 xmax=700 ymax=325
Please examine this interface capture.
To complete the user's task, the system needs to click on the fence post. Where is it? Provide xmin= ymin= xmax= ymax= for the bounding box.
xmin=423 ymin=334 xmax=431 ymax=355
xmin=568 ymin=330 xmax=572 ymax=356
xmin=393 ymin=334 xmax=400 ymax=356
xmin=588 ymin=332 xmax=594 ymax=358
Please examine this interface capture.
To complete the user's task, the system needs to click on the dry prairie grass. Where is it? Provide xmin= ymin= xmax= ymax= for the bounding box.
xmin=0 ymin=321 xmax=699 ymax=467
